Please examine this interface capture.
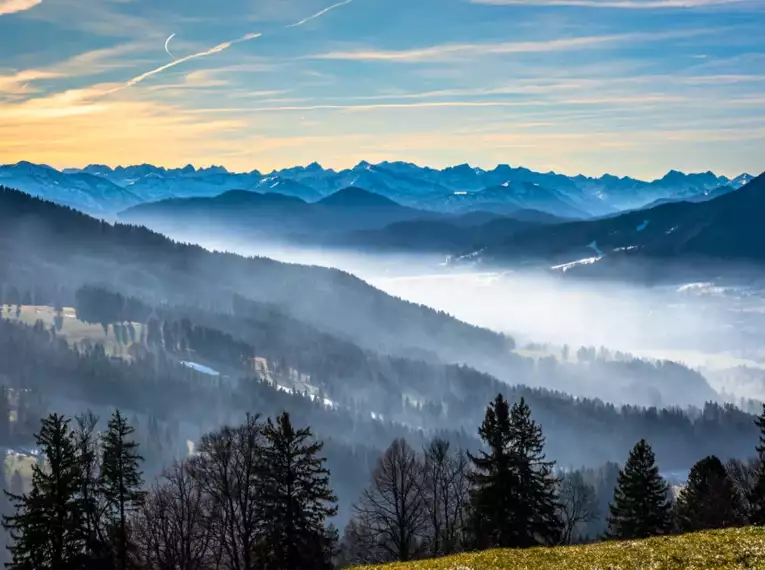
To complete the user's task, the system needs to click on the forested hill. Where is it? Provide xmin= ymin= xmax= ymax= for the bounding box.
xmin=0 ymin=186 xmax=724 ymax=408
xmin=0 ymin=186 xmax=511 ymax=369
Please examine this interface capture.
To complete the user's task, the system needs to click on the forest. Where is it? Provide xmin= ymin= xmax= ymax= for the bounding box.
xmin=1 ymin=185 xmax=764 ymax=567
xmin=1 ymin=392 xmax=763 ymax=568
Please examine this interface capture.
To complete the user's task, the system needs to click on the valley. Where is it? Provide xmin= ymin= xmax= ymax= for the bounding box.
xmin=3 ymin=0 xmax=765 ymax=564
xmin=0 ymin=162 xmax=763 ymax=568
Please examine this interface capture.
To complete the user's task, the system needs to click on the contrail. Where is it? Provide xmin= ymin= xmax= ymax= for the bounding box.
xmin=164 ymin=33 xmax=176 ymax=59
xmin=286 ymin=0 xmax=354 ymax=28
xmin=100 ymin=0 xmax=354 ymax=97
xmin=103 ymin=32 xmax=261 ymax=95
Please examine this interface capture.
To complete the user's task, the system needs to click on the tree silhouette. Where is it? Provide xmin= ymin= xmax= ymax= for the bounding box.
xmin=258 ymin=412 xmax=338 ymax=570
xmin=100 ymin=410 xmax=145 ymax=570
xmin=469 ymin=395 xmax=562 ymax=549
xmin=348 ymin=438 xmax=427 ymax=563
xmin=675 ymin=455 xmax=745 ymax=532
xmin=750 ymin=404 xmax=765 ymax=524
xmin=608 ymin=439 xmax=672 ymax=539
xmin=2 ymin=414 xmax=87 ymax=569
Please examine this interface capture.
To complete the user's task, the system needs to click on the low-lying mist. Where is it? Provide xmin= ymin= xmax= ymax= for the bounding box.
xmin=193 ymin=234 xmax=765 ymax=402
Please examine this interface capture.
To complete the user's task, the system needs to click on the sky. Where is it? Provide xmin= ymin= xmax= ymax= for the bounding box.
xmin=0 ymin=0 xmax=763 ymax=179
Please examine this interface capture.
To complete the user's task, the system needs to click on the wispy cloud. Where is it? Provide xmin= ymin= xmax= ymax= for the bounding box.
xmin=102 ymin=33 xmax=262 ymax=95
xmin=469 ymin=0 xmax=755 ymax=8
xmin=286 ymin=0 xmax=354 ymax=28
xmin=308 ymin=30 xmax=706 ymax=62
xmin=0 ymin=70 xmax=60 ymax=96
xmin=0 ymin=0 xmax=42 ymax=16
xmin=192 ymin=94 xmax=692 ymax=114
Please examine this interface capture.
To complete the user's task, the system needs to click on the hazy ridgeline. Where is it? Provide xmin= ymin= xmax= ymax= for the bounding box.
xmin=0 ymin=184 xmax=764 ymax=542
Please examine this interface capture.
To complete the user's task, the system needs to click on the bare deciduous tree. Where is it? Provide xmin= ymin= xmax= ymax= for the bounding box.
xmin=186 ymin=414 xmax=266 ymax=570
xmin=421 ymin=438 xmax=470 ymax=557
xmin=349 ymin=438 xmax=428 ymax=563
xmin=559 ymin=471 xmax=598 ymax=544
xmin=134 ymin=459 xmax=214 ymax=570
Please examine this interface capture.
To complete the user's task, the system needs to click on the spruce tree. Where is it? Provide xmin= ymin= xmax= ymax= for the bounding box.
xmin=469 ymin=395 xmax=561 ymax=549
xmin=100 ymin=410 xmax=145 ymax=570
xmin=74 ymin=412 xmax=112 ymax=566
xmin=2 ymin=413 xmax=87 ymax=569
xmin=675 ymin=455 xmax=744 ymax=532
xmin=607 ymin=439 xmax=672 ymax=539
xmin=259 ymin=412 xmax=338 ymax=570
xmin=751 ymin=403 xmax=765 ymax=525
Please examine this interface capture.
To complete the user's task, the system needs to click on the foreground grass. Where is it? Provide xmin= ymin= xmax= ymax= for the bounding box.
xmin=353 ymin=527 xmax=765 ymax=570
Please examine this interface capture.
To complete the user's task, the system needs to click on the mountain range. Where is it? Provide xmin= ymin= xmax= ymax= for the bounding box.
xmin=118 ymin=186 xmax=445 ymax=242
xmin=0 ymin=160 xmax=752 ymax=219
xmin=0 ymin=184 xmax=727 ymax=412
xmin=117 ymin=169 xmax=765 ymax=274
xmin=472 ymin=171 xmax=765 ymax=277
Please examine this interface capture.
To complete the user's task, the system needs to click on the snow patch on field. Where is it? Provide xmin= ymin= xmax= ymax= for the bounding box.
xmin=180 ymin=361 xmax=220 ymax=376
xmin=551 ymin=256 xmax=603 ymax=273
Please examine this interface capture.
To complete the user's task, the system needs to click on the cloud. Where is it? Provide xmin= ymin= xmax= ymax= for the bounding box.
xmin=286 ymin=0 xmax=354 ymax=28
xmin=469 ymin=0 xmax=754 ymax=8
xmin=0 ymin=86 xmax=247 ymax=166
xmin=0 ymin=0 xmax=41 ymax=16
xmin=308 ymin=31 xmax=703 ymax=62
xmin=102 ymin=33 xmax=262 ymax=95
xmin=0 ymin=70 xmax=60 ymax=96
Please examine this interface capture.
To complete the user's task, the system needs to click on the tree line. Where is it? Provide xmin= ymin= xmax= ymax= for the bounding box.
xmin=5 ymin=393 xmax=765 ymax=568
xmin=3 ymin=410 xmax=338 ymax=570
xmin=339 ymin=394 xmax=765 ymax=566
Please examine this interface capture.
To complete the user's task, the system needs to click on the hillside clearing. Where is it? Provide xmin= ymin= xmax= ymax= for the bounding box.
xmin=351 ymin=527 xmax=765 ymax=570
xmin=2 ymin=305 xmax=144 ymax=356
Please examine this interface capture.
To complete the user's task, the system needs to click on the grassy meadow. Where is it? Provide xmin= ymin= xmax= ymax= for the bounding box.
xmin=352 ymin=527 xmax=765 ymax=570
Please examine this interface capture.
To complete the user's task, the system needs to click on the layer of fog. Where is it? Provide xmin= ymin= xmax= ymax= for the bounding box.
xmin=187 ymin=236 xmax=765 ymax=402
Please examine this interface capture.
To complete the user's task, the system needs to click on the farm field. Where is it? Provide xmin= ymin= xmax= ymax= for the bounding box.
xmin=2 ymin=305 xmax=144 ymax=356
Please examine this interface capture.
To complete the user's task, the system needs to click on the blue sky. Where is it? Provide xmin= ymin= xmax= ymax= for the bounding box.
xmin=0 ymin=0 xmax=763 ymax=178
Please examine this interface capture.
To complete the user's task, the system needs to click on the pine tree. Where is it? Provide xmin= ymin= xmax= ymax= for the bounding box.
xmin=750 ymin=403 xmax=765 ymax=525
xmin=675 ymin=455 xmax=745 ymax=532
xmin=74 ymin=412 xmax=112 ymax=566
xmin=469 ymin=395 xmax=561 ymax=549
xmin=2 ymin=413 xmax=87 ymax=569
xmin=100 ymin=410 xmax=145 ymax=570
xmin=607 ymin=439 xmax=672 ymax=539
xmin=259 ymin=412 xmax=338 ymax=570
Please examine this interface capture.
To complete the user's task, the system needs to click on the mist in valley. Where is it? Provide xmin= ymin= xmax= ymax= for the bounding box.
xmin=189 ymin=233 xmax=765 ymax=405
xmin=1 ymin=188 xmax=764 ymax=545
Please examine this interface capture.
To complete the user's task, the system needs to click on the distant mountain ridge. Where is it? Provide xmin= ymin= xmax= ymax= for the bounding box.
xmin=0 ymin=159 xmax=751 ymax=218
xmin=118 ymin=186 xmax=442 ymax=242
xmin=474 ymin=170 xmax=765 ymax=275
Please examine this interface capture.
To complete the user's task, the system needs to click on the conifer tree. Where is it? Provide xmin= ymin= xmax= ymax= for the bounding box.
xmin=469 ymin=395 xmax=561 ymax=549
xmin=100 ymin=410 xmax=145 ymax=570
xmin=607 ymin=439 xmax=672 ymax=539
xmin=675 ymin=455 xmax=744 ymax=532
xmin=74 ymin=412 xmax=112 ymax=566
xmin=2 ymin=413 xmax=87 ymax=569
xmin=750 ymin=403 xmax=765 ymax=525
xmin=259 ymin=412 xmax=338 ymax=570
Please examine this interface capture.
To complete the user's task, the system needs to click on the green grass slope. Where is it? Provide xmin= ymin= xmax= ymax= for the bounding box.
xmin=352 ymin=527 xmax=765 ymax=569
